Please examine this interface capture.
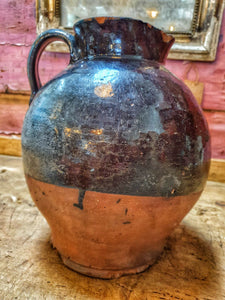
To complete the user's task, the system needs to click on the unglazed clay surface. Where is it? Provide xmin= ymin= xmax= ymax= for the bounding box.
xmin=26 ymin=174 xmax=202 ymax=278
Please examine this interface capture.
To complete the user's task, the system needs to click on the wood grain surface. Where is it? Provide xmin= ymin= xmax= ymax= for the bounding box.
xmin=0 ymin=135 xmax=21 ymax=156
xmin=0 ymin=155 xmax=225 ymax=300
xmin=208 ymin=159 xmax=225 ymax=183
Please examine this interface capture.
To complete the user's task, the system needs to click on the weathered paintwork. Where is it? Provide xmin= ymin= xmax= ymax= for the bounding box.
xmin=22 ymin=17 xmax=211 ymax=278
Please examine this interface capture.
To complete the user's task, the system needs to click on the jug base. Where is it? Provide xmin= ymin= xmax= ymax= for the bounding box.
xmin=60 ymin=254 xmax=157 ymax=279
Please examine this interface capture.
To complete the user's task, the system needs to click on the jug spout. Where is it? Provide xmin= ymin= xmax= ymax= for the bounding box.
xmin=74 ymin=17 xmax=174 ymax=63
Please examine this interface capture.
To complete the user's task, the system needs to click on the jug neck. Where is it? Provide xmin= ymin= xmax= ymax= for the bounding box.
xmin=73 ymin=17 xmax=174 ymax=63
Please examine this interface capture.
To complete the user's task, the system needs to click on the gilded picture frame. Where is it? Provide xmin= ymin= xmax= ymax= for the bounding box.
xmin=36 ymin=0 xmax=224 ymax=61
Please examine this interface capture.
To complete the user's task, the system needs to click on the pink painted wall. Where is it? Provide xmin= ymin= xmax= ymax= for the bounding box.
xmin=0 ymin=0 xmax=225 ymax=158
xmin=0 ymin=0 xmax=69 ymax=92
xmin=165 ymin=31 xmax=225 ymax=112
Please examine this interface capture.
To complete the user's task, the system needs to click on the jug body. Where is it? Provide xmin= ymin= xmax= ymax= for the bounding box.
xmin=22 ymin=17 xmax=210 ymax=278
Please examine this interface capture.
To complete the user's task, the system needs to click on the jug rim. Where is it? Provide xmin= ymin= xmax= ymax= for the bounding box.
xmin=73 ymin=16 xmax=174 ymax=44
xmin=73 ymin=16 xmax=175 ymax=63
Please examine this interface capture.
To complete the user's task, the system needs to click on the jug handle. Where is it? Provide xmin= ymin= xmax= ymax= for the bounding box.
xmin=27 ymin=29 xmax=76 ymax=105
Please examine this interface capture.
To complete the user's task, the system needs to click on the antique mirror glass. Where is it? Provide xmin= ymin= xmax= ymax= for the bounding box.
xmin=36 ymin=0 xmax=224 ymax=61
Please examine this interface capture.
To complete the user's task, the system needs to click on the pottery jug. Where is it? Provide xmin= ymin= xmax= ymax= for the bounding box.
xmin=22 ymin=17 xmax=211 ymax=279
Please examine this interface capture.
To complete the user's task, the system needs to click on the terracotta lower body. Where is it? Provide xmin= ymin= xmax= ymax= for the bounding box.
xmin=26 ymin=175 xmax=202 ymax=279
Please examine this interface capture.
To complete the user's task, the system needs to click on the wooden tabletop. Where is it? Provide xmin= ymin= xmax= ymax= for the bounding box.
xmin=0 ymin=155 xmax=225 ymax=300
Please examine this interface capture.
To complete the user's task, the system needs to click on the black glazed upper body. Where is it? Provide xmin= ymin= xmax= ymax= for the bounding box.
xmin=22 ymin=55 xmax=210 ymax=197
